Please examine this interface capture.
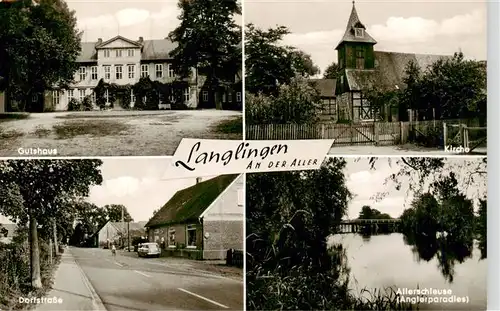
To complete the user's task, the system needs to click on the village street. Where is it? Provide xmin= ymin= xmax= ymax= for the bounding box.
xmin=36 ymin=247 xmax=243 ymax=311
xmin=0 ymin=110 xmax=242 ymax=156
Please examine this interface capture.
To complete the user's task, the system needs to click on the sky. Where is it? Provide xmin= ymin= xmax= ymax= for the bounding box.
xmin=343 ymin=157 xmax=486 ymax=219
xmin=0 ymin=158 xmax=216 ymax=224
xmin=68 ymin=0 xmax=242 ymax=43
xmin=244 ymin=0 xmax=487 ymax=75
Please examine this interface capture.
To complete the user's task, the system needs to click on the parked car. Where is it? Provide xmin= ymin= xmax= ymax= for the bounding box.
xmin=137 ymin=242 xmax=161 ymax=258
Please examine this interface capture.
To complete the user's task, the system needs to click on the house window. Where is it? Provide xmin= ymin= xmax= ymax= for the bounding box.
xmin=91 ymin=66 xmax=98 ymax=80
xmin=68 ymin=89 xmax=74 ymax=100
xmin=130 ymin=89 xmax=135 ymax=104
xmin=354 ymin=28 xmax=364 ymax=38
xmin=237 ymin=188 xmax=244 ymax=206
xmin=52 ymin=91 xmax=60 ymax=106
xmin=183 ymin=88 xmax=190 ymax=102
xmin=104 ymin=65 xmax=111 ymax=80
xmin=356 ymin=48 xmax=364 ymax=69
xmin=168 ymin=228 xmax=175 ymax=247
xmin=222 ymin=93 xmax=226 ymax=103
xmin=168 ymin=64 xmax=174 ymax=77
xmin=141 ymin=64 xmax=149 ymax=77
xmin=78 ymin=89 xmax=85 ymax=101
xmin=79 ymin=67 xmax=86 ymax=81
xmin=105 ymin=89 xmax=109 ymax=103
xmin=186 ymin=225 xmax=196 ymax=248
xmin=104 ymin=50 xmax=110 ymax=58
xmin=202 ymin=91 xmax=209 ymax=102
xmin=228 ymin=92 xmax=232 ymax=103
xmin=115 ymin=49 xmax=122 ymax=57
xmin=127 ymin=49 xmax=134 ymax=57
xmin=115 ymin=65 xmax=123 ymax=80
xmin=91 ymin=91 xmax=96 ymax=104
xmin=127 ymin=64 xmax=135 ymax=79
xmin=236 ymin=92 xmax=241 ymax=102
xmin=143 ymin=95 xmax=147 ymax=104
xmin=155 ymin=64 xmax=163 ymax=78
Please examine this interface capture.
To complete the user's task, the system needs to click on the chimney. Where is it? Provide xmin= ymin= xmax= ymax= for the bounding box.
xmin=196 ymin=177 xmax=202 ymax=184
xmin=138 ymin=37 xmax=144 ymax=44
xmin=97 ymin=38 xmax=102 ymax=45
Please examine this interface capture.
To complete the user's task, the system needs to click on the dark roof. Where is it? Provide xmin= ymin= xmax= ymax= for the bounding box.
xmin=309 ymin=78 xmax=336 ymax=97
xmin=345 ymin=51 xmax=453 ymax=91
xmin=76 ymin=36 xmax=178 ymax=63
xmin=336 ymin=2 xmax=377 ymax=50
xmin=95 ymin=35 xmax=142 ymax=49
xmin=145 ymin=174 xmax=239 ymax=228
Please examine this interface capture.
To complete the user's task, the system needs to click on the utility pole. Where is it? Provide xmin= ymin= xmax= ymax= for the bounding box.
xmin=121 ymin=206 xmax=124 ymax=248
xmin=128 ymin=221 xmax=130 ymax=252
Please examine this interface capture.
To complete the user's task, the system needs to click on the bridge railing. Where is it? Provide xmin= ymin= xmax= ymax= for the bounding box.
xmin=339 ymin=219 xmax=401 ymax=225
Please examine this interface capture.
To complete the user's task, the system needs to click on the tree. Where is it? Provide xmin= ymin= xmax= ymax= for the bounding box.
xmin=367 ymin=157 xmax=486 ymax=202
xmin=289 ymin=49 xmax=320 ymax=78
xmin=246 ymin=158 xmax=355 ymax=310
xmin=103 ymin=204 xmax=133 ymax=223
xmin=323 ymin=62 xmax=341 ymax=79
xmin=0 ymin=0 xmax=82 ymax=112
xmin=245 ymin=24 xmax=320 ymax=95
xmin=245 ymin=76 xmax=321 ymax=124
xmin=0 ymin=159 xmax=103 ymax=288
xmin=357 ymin=205 xmax=392 ymax=220
xmin=168 ymin=0 xmax=241 ymax=109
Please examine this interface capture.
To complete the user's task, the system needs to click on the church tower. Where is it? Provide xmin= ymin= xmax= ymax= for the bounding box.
xmin=336 ymin=1 xmax=377 ymax=87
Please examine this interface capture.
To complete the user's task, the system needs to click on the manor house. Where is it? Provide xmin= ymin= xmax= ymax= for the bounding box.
xmin=2 ymin=35 xmax=241 ymax=112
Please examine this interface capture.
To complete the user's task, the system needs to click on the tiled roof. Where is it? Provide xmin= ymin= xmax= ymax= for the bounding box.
xmin=145 ymin=174 xmax=239 ymax=228
xmin=336 ymin=2 xmax=377 ymax=50
xmin=309 ymin=78 xmax=336 ymax=97
xmin=75 ymin=36 xmax=178 ymax=63
xmin=345 ymin=51 xmax=453 ymax=91
xmin=109 ymin=221 xmax=148 ymax=233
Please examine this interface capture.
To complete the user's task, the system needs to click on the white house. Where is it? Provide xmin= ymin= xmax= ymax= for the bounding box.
xmin=46 ymin=35 xmax=204 ymax=111
xmin=145 ymin=174 xmax=244 ymax=260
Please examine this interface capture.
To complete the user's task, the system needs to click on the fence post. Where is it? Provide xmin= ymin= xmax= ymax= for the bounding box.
xmin=321 ymin=123 xmax=325 ymax=139
xmin=443 ymin=122 xmax=447 ymax=147
xmin=373 ymin=122 xmax=379 ymax=145
xmin=400 ymin=121 xmax=404 ymax=144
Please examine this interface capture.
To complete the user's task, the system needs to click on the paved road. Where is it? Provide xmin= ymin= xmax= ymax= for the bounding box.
xmin=71 ymin=247 xmax=243 ymax=311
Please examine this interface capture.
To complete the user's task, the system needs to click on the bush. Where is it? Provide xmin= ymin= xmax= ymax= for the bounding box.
xmin=245 ymin=76 xmax=321 ymax=124
xmin=82 ymin=95 xmax=93 ymax=111
xmin=0 ymin=238 xmax=58 ymax=311
xmin=171 ymin=102 xmax=190 ymax=110
xmin=67 ymin=98 xmax=81 ymax=111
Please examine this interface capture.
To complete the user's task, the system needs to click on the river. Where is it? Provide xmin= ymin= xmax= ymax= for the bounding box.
xmin=328 ymin=233 xmax=487 ymax=310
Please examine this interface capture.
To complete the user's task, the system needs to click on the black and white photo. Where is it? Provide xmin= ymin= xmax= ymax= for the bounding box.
xmin=246 ymin=156 xmax=487 ymax=310
xmin=0 ymin=0 xmax=242 ymax=156
xmin=245 ymin=1 xmax=486 ymax=155
xmin=0 ymin=158 xmax=244 ymax=310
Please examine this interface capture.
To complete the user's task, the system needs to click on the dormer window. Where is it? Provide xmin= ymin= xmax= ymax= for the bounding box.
xmin=354 ymin=28 xmax=364 ymax=38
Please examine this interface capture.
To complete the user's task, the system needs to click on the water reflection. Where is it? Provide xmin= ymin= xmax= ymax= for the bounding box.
xmin=328 ymin=233 xmax=487 ymax=310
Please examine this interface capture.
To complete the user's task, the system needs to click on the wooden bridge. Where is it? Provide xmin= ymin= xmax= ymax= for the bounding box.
xmin=337 ymin=219 xmax=401 ymax=234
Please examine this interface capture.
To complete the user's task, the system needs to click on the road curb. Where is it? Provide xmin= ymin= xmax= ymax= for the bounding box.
xmin=69 ymin=249 xmax=107 ymax=311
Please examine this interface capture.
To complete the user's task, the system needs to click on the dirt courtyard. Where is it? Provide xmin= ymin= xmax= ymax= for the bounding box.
xmin=0 ymin=110 xmax=242 ymax=156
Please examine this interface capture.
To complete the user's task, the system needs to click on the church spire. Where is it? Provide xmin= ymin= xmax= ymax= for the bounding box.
xmin=335 ymin=1 xmax=377 ymax=50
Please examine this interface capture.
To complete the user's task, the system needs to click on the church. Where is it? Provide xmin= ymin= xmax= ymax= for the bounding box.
xmin=334 ymin=2 xmax=454 ymax=123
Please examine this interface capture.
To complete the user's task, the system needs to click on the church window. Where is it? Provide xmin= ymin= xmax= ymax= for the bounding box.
xmin=355 ymin=28 xmax=364 ymax=38
xmin=356 ymin=48 xmax=364 ymax=69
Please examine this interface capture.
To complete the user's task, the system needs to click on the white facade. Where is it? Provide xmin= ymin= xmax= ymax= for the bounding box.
xmin=200 ymin=174 xmax=244 ymax=222
xmin=49 ymin=36 xmax=200 ymax=111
